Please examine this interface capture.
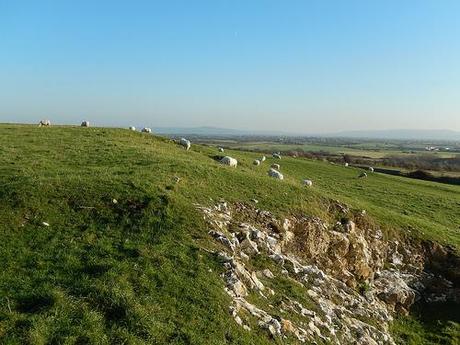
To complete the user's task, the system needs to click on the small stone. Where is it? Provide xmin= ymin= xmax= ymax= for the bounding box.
xmin=240 ymin=252 xmax=250 ymax=261
xmin=269 ymin=253 xmax=285 ymax=264
xmin=112 ymin=199 xmax=118 ymax=204
xmin=344 ymin=220 xmax=356 ymax=233
xmin=41 ymin=222 xmax=50 ymax=227
xmin=262 ymin=269 xmax=275 ymax=279
xmin=282 ymin=218 xmax=291 ymax=231
xmin=268 ymin=318 xmax=282 ymax=336
xmin=234 ymin=315 xmax=243 ymax=325
xmin=301 ymin=308 xmax=315 ymax=317
xmin=251 ymin=272 xmax=265 ymax=291
xmin=307 ymin=289 xmax=318 ymax=298
xmin=229 ymin=306 xmax=237 ymax=316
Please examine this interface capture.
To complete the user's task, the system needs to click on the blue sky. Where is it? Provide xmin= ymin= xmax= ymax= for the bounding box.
xmin=1 ymin=0 xmax=459 ymax=133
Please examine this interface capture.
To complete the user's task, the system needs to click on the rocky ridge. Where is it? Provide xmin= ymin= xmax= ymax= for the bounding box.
xmin=198 ymin=201 xmax=459 ymax=344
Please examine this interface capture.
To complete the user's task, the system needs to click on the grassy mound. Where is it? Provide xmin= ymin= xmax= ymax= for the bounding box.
xmin=0 ymin=125 xmax=459 ymax=344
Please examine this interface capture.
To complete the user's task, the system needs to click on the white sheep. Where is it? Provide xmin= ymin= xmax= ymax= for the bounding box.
xmin=129 ymin=126 xmax=136 ymax=131
xmin=81 ymin=121 xmax=90 ymax=127
xmin=180 ymin=138 xmax=191 ymax=150
xmin=261 ymin=156 xmax=266 ymax=162
xmin=218 ymin=147 xmax=224 ymax=153
xmin=271 ymin=163 xmax=280 ymax=170
xmin=268 ymin=168 xmax=283 ymax=180
xmin=303 ymin=179 xmax=313 ymax=187
xmin=272 ymin=153 xmax=281 ymax=159
xmin=38 ymin=120 xmax=51 ymax=127
xmin=220 ymin=156 xmax=238 ymax=167
xmin=253 ymin=159 xmax=261 ymax=166
xmin=141 ymin=127 xmax=152 ymax=133
xmin=344 ymin=162 xmax=349 ymax=167
xmin=368 ymin=167 xmax=374 ymax=172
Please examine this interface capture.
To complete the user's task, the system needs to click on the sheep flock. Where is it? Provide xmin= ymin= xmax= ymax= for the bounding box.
xmin=36 ymin=120 xmax=373 ymax=187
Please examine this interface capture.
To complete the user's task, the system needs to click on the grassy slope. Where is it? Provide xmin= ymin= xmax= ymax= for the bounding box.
xmin=0 ymin=125 xmax=459 ymax=344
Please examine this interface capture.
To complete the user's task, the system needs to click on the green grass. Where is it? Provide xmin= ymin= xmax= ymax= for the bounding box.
xmin=222 ymin=141 xmax=460 ymax=159
xmin=391 ymin=304 xmax=460 ymax=345
xmin=0 ymin=124 xmax=459 ymax=344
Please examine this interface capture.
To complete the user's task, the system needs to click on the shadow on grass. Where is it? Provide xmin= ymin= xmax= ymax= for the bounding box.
xmin=15 ymin=293 xmax=55 ymax=314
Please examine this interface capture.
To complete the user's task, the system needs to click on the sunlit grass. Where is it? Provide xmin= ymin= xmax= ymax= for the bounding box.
xmin=0 ymin=124 xmax=458 ymax=344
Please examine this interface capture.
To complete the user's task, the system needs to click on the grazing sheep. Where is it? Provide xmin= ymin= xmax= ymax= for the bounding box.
xmin=141 ymin=127 xmax=152 ymax=133
xmin=179 ymin=138 xmax=191 ymax=150
xmin=359 ymin=172 xmax=368 ymax=178
xmin=268 ymin=168 xmax=283 ymax=180
xmin=129 ymin=126 xmax=136 ymax=131
xmin=271 ymin=163 xmax=280 ymax=170
xmin=272 ymin=153 xmax=281 ymax=159
xmin=218 ymin=147 xmax=224 ymax=153
xmin=220 ymin=156 xmax=238 ymax=167
xmin=38 ymin=119 xmax=51 ymax=127
xmin=344 ymin=162 xmax=349 ymax=167
xmin=253 ymin=159 xmax=261 ymax=166
xmin=81 ymin=121 xmax=90 ymax=127
xmin=368 ymin=167 xmax=374 ymax=172
xmin=303 ymin=179 xmax=313 ymax=187
xmin=261 ymin=156 xmax=266 ymax=162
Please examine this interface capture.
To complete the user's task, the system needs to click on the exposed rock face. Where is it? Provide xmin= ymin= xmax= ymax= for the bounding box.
xmin=373 ymin=270 xmax=416 ymax=315
xmin=198 ymin=201 xmax=459 ymax=344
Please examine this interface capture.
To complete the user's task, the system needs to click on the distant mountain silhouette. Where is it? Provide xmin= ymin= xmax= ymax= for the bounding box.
xmin=330 ymin=129 xmax=460 ymax=141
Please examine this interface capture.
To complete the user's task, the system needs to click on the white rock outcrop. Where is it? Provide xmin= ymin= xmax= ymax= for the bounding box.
xmin=197 ymin=201 xmax=442 ymax=345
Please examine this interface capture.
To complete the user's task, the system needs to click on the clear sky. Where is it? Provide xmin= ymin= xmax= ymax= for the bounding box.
xmin=1 ymin=0 xmax=459 ymax=133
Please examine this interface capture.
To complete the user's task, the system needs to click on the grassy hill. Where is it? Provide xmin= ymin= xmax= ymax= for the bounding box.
xmin=0 ymin=125 xmax=459 ymax=344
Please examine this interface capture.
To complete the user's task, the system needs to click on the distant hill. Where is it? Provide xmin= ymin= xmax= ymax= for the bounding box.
xmin=329 ymin=129 xmax=460 ymax=141
xmin=153 ymin=126 xmax=460 ymax=141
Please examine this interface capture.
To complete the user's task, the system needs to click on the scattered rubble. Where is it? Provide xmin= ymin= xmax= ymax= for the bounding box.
xmin=198 ymin=201 xmax=459 ymax=344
